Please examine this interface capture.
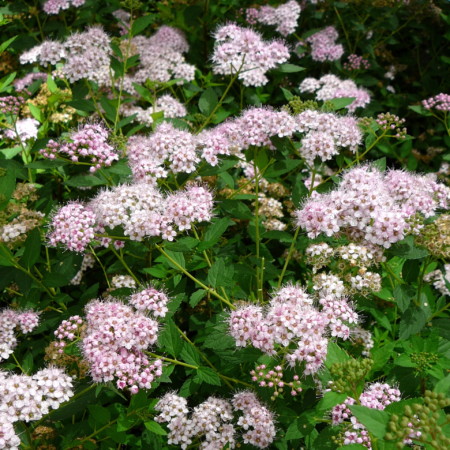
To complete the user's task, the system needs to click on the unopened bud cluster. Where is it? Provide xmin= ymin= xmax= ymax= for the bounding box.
xmin=328 ymin=358 xmax=373 ymax=395
xmin=386 ymin=391 xmax=450 ymax=449
xmin=250 ymin=364 xmax=302 ymax=400
xmin=375 ymin=112 xmax=407 ymax=138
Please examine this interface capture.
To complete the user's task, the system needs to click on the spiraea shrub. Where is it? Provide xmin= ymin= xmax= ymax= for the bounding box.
xmin=0 ymin=0 xmax=449 ymax=448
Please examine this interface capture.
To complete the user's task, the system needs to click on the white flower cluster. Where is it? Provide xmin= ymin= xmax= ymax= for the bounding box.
xmin=155 ymin=391 xmax=276 ymax=449
xmin=0 ymin=367 xmax=74 ymax=448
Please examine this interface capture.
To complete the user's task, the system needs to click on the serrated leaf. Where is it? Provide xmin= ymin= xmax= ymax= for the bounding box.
xmin=131 ymin=14 xmax=157 ymax=36
xmin=316 ymin=392 xmax=348 ymax=412
xmin=348 ymin=405 xmax=389 ymax=438
xmin=162 ymin=250 xmax=185 ymax=270
xmin=158 ymin=319 xmax=183 ymax=357
xmin=0 ymin=71 xmax=16 ymax=93
xmin=20 ymin=228 xmax=41 ymax=269
xmin=194 ymin=367 xmax=221 ymax=386
xmin=202 ymin=217 xmax=234 ymax=249
xmin=26 ymin=160 xmax=68 ymax=169
xmin=198 ymin=88 xmax=218 ymax=116
xmin=393 ymin=285 xmax=414 ymax=313
xmin=390 ymin=236 xmax=429 ymax=260
xmin=179 ymin=344 xmax=201 ymax=366
xmin=144 ymin=421 xmax=167 ymax=436
xmin=399 ymin=307 xmax=427 ymax=340
xmin=189 ymin=289 xmax=206 ymax=307
xmin=207 ymin=258 xmax=234 ymax=288
xmin=372 ymin=157 xmax=386 ymax=172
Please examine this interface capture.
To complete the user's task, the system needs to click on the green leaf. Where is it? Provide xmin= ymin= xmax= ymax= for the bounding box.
xmin=20 ymin=228 xmax=41 ymax=269
xmin=144 ymin=421 xmax=167 ymax=436
xmin=0 ymin=71 xmax=16 ymax=93
xmin=434 ymin=374 xmax=450 ymax=394
xmin=399 ymin=307 xmax=427 ymax=340
xmin=390 ymin=236 xmax=429 ymax=260
xmin=220 ymin=199 xmax=253 ymax=219
xmin=199 ymin=218 xmax=234 ymax=250
xmin=46 ymin=74 xmax=58 ymax=94
xmin=316 ymin=392 xmax=348 ymax=412
xmin=88 ymin=405 xmax=111 ymax=427
xmin=292 ymin=174 xmax=308 ymax=207
xmin=408 ymin=105 xmax=432 ymax=116
xmin=0 ymin=166 xmax=16 ymax=210
xmin=27 ymin=103 xmax=43 ymax=123
xmin=194 ymin=367 xmax=221 ymax=386
xmin=281 ymin=87 xmax=294 ymax=100
xmin=348 ymin=405 xmax=389 ymax=439
xmin=0 ymin=35 xmax=17 ymax=54
xmin=198 ymin=88 xmax=218 ymax=116
xmin=328 ymin=97 xmax=356 ymax=110
xmin=276 ymin=63 xmax=305 ymax=73
xmin=264 ymin=159 xmax=302 ymax=178
xmin=372 ymin=157 xmax=387 ymax=172
xmin=66 ymin=99 xmax=96 ymax=112
xmin=162 ymin=250 xmax=185 ymax=270
xmin=207 ymin=258 xmax=234 ymax=288
xmin=179 ymin=344 xmax=201 ymax=366
xmin=189 ymin=289 xmax=206 ymax=307
xmin=65 ymin=175 xmax=106 ymax=187
xmin=131 ymin=14 xmax=157 ymax=36
xmin=325 ymin=342 xmax=350 ymax=368
xmin=393 ymin=285 xmax=414 ymax=313
xmin=158 ymin=319 xmax=183 ymax=357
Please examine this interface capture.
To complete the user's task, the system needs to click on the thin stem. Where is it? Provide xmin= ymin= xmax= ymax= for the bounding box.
xmin=177 ymin=327 xmax=251 ymax=388
xmin=277 ymin=227 xmax=301 ymax=289
xmin=111 ymin=247 xmax=141 ymax=286
xmin=197 ymin=62 xmax=243 ymax=133
xmin=89 ymin=246 xmax=111 ymax=289
xmin=334 ymin=6 xmax=352 ymax=52
xmin=12 ymin=353 xmax=26 ymax=373
xmin=155 ymin=244 xmax=235 ymax=309
xmin=145 ymin=351 xmax=198 ymax=370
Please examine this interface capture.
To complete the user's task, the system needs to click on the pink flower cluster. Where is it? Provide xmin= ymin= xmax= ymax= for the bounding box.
xmin=0 ymin=366 xmax=74 ymax=447
xmin=155 ymin=391 xmax=276 ymax=449
xmin=129 ymin=286 xmax=170 ymax=317
xmin=295 ymin=165 xmax=450 ymax=247
xmin=89 ymin=182 xmax=213 ymax=242
xmin=81 ymin=292 xmax=168 ymax=393
xmin=54 ymin=315 xmax=84 ymax=353
xmin=128 ymin=107 xmax=297 ymax=177
xmin=20 ymin=26 xmax=111 ymax=86
xmin=344 ymin=54 xmax=370 ymax=71
xmin=120 ymin=94 xmax=187 ymax=126
xmin=228 ymin=284 xmax=358 ymax=375
xmin=41 ymin=123 xmax=119 ymax=172
xmin=123 ymin=26 xmax=196 ymax=92
xmin=422 ymin=93 xmax=450 ymax=112
xmin=296 ymin=109 xmax=362 ymax=163
xmin=246 ymin=1 xmax=301 ymax=36
xmin=13 ymin=72 xmax=47 ymax=91
xmin=0 ymin=309 xmax=40 ymax=361
xmin=47 ymin=202 xmax=96 ymax=252
xmin=212 ymin=24 xmax=290 ymax=86
xmin=43 ymin=0 xmax=86 ymax=15
xmin=332 ymin=383 xmax=401 ymax=448
xmin=0 ymin=95 xmax=25 ymax=115
xmin=299 ymin=74 xmax=371 ymax=112
xmin=306 ymin=26 xmax=344 ymax=62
